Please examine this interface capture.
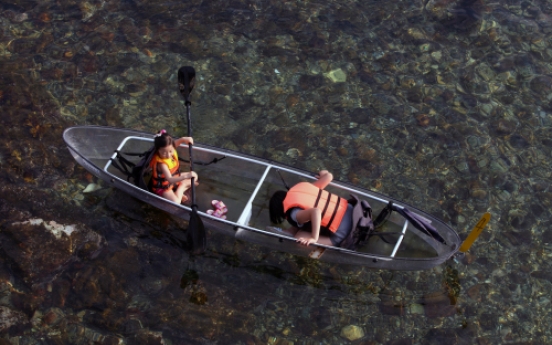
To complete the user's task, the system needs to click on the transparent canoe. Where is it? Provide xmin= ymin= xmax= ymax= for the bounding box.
xmin=63 ymin=126 xmax=461 ymax=270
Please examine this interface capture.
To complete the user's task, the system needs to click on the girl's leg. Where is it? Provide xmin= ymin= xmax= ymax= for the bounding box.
xmin=161 ymin=189 xmax=180 ymax=203
xmin=176 ymin=172 xmax=198 ymax=203
xmin=175 ymin=180 xmax=192 ymax=203
xmin=161 ymin=173 xmax=199 ymax=204
xmin=161 ymin=181 xmax=191 ymax=203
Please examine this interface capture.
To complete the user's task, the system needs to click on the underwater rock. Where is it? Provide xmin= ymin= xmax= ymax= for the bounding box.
xmin=0 ymin=306 xmax=28 ymax=332
xmin=324 ymin=68 xmax=347 ymax=83
xmin=42 ymin=307 xmax=65 ymax=328
xmin=341 ymin=325 xmax=365 ymax=341
xmin=12 ymin=218 xmax=76 ymax=239
xmin=3 ymin=0 xmax=552 ymax=343
xmin=2 ymin=218 xmax=105 ymax=284
xmin=83 ymin=183 xmax=101 ymax=193
xmin=529 ymin=75 xmax=552 ymax=95
xmin=410 ymin=303 xmax=425 ymax=314
xmin=503 ymin=230 xmax=532 ymax=245
xmin=379 ymin=300 xmax=406 ymax=316
xmin=530 ymin=271 xmax=552 ymax=283
xmin=423 ymin=291 xmax=456 ymax=318
xmin=543 ymin=229 xmax=552 ymax=243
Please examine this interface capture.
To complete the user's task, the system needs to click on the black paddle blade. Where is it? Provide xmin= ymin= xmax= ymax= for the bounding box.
xmin=178 ymin=66 xmax=195 ymax=102
xmin=187 ymin=209 xmax=206 ymax=255
xmin=373 ymin=201 xmax=393 ymax=229
xmin=393 ymin=206 xmax=447 ymax=244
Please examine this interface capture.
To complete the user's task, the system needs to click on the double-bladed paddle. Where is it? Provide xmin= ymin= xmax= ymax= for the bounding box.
xmin=178 ymin=66 xmax=206 ymax=255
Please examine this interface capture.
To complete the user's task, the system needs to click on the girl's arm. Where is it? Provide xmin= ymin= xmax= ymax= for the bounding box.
xmin=175 ymin=137 xmax=194 ymax=146
xmin=294 ymin=208 xmax=321 ymax=246
xmin=312 ymin=170 xmax=333 ymax=190
xmin=158 ymin=164 xmax=198 ymax=184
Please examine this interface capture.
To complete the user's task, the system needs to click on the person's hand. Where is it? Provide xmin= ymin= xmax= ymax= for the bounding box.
xmin=182 ymin=137 xmax=194 ymax=145
xmin=188 ymin=171 xmax=199 ymax=182
xmin=315 ymin=170 xmax=329 ymax=179
xmin=296 ymin=236 xmax=317 ymax=246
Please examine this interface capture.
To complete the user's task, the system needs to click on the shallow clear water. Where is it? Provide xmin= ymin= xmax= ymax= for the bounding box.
xmin=1 ymin=0 xmax=552 ymax=343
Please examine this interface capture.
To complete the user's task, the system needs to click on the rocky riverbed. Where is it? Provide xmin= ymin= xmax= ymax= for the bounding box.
xmin=1 ymin=0 xmax=552 ymax=343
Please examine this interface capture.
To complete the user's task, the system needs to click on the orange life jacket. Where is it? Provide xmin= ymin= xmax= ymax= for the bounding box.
xmin=149 ymin=151 xmax=180 ymax=190
xmin=283 ymin=182 xmax=348 ymax=232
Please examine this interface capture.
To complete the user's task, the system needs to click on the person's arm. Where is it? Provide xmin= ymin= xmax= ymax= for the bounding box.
xmin=294 ymin=208 xmax=321 ymax=246
xmin=312 ymin=170 xmax=333 ymax=190
xmin=175 ymin=137 xmax=194 ymax=146
xmin=158 ymin=164 xmax=198 ymax=184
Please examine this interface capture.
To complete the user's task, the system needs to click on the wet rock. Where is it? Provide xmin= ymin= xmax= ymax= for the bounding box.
xmin=128 ymin=330 xmax=165 ymax=345
xmin=341 ymin=325 xmax=365 ymax=341
xmin=105 ymin=106 xmax=123 ymax=127
xmin=0 ymin=306 xmax=28 ymax=332
xmin=423 ymin=291 xmax=456 ymax=318
xmin=298 ymin=74 xmax=324 ymax=90
xmin=503 ymin=230 xmax=532 ymax=245
xmin=509 ymin=134 xmax=530 ymax=149
xmin=83 ymin=183 xmax=101 ymax=193
xmin=543 ymin=229 xmax=552 ymax=243
xmin=423 ymin=327 xmax=476 ymax=345
xmin=476 ymin=63 xmax=495 ymax=81
xmin=107 ymin=247 xmax=141 ymax=277
xmin=491 ymin=115 xmax=519 ymax=136
xmin=42 ymin=307 xmax=65 ymax=328
xmin=379 ymin=301 xmax=406 ymax=316
xmin=461 ymin=252 xmax=476 ymax=265
xmin=409 ymin=303 xmax=424 ymax=314
xmin=214 ymin=84 xmax=232 ymax=95
xmin=285 ymin=96 xmax=302 ymax=113
xmin=416 ymin=113 xmax=431 ymax=126
xmin=530 ymin=271 xmax=552 ymax=283
xmin=371 ymin=94 xmax=400 ymax=116
xmin=466 ymin=283 xmax=489 ymax=302
xmin=1 ymin=219 xmax=105 ymax=284
xmin=126 ymin=83 xmax=147 ymax=97
xmin=324 ymin=68 xmax=347 ymax=83
xmin=530 ymin=75 xmax=552 ymax=95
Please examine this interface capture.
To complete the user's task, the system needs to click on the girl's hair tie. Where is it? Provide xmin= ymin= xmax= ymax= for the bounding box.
xmin=155 ymin=129 xmax=167 ymax=137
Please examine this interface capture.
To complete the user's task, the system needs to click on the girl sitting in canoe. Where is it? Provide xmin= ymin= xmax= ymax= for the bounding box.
xmin=269 ymin=170 xmax=353 ymax=246
xmin=149 ymin=130 xmax=198 ymax=204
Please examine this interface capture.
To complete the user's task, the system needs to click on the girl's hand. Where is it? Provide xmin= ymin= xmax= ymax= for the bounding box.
xmin=183 ymin=171 xmax=198 ymax=180
xmin=312 ymin=170 xmax=333 ymax=189
xmin=296 ymin=236 xmax=317 ymax=246
xmin=182 ymin=137 xmax=194 ymax=145
xmin=315 ymin=170 xmax=329 ymax=179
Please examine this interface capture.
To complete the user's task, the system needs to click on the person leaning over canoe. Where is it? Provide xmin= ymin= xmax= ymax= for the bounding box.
xmin=269 ymin=170 xmax=353 ymax=246
xmin=149 ymin=130 xmax=198 ymax=204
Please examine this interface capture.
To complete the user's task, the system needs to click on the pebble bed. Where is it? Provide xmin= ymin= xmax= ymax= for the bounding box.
xmin=1 ymin=0 xmax=552 ymax=344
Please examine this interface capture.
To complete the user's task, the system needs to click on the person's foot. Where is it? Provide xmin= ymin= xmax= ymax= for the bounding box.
xmin=181 ymin=190 xmax=191 ymax=205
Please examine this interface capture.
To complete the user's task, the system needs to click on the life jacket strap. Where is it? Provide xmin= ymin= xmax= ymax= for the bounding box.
xmin=326 ymin=195 xmax=341 ymax=230
xmin=320 ymin=191 xmax=331 ymax=220
xmin=314 ymin=189 xmax=322 ymax=208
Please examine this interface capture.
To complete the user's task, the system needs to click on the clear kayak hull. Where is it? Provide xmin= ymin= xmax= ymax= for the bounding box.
xmin=63 ymin=126 xmax=461 ymax=270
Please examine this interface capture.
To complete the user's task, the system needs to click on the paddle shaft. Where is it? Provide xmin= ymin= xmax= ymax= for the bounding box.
xmin=185 ymin=100 xmax=197 ymax=209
